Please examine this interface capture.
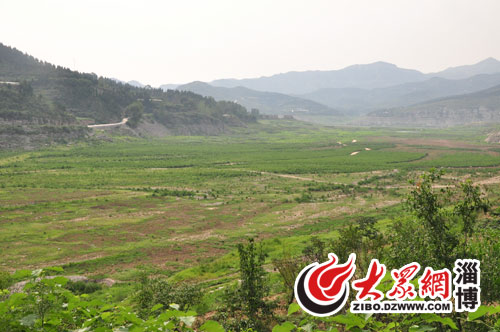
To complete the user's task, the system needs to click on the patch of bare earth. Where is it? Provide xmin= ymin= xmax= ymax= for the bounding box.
xmin=0 ymin=189 xmax=116 ymax=207
xmin=474 ymin=176 xmax=500 ymax=185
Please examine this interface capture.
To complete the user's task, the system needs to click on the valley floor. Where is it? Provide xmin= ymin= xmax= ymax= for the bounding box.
xmin=1 ymin=119 xmax=499 ymax=284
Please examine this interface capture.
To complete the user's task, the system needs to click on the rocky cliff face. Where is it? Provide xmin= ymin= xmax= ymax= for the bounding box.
xmin=360 ymin=84 xmax=500 ymax=127
xmin=91 ymin=118 xmax=237 ymax=138
xmin=360 ymin=107 xmax=500 ymax=127
xmin=486 ymin=131 xmax=500 ymax=143
xmin=0 ymin=125 xmax=89 ymax=150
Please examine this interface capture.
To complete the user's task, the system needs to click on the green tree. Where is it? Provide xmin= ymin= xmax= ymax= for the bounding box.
xmin=302 ymin=236 xmax=327 ymax=263
xmin=237 ymin=238 xmax=270 ymax=321
xmin=125 ymin=101 xmax=144 ymax=128
xmin=272 ymin=249 xmax=302 ymax=304
xmin=19 ymin=80 xmax=33 ymax=96
xmin=454 ymin=180 xmax=489 ymax=252
xmin=135 ymin=275 xmax=201 ymax=317
xmin=399 ymin=169 xmax=489 ymax=269
xmin=404 ymin=169 xmax=458 ymax=267
xmin=330 ymin=217 xmax=385 ymax=276
xmin=217 ymin=238 xmax=273 ymax=331
xmin=0 ymin=270 xmax=12 ymax=290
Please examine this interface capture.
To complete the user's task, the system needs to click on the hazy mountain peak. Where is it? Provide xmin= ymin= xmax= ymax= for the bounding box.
xmin=179 ymin=81 xmax=209 ymax=87
xmin=478 ymin=57 xmax=500 ymax=64
xmin=351 ymin=61 xmax=396 ymax=68
xmin=159 ymin=83 xmax=179 ymax=91
xmin=127 ymin=80 xmax=145 ymax=88
xmin=430 ymin=58 xmax=500 ymax=80
xmin=210 ymin=61 xmax=426 ymax=94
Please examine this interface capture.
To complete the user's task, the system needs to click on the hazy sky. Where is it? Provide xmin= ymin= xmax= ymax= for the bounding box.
xmin=1 ymin=0 xmax=500 ymax=86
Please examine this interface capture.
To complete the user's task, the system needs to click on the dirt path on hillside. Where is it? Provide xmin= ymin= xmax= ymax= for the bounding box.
xmin=88 ymin=118 xmax=128 ymax=128
xmin=259 ymin=171 xmax=327 ymax=182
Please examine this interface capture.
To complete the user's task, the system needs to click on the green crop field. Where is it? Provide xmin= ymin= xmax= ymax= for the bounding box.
xmin=1 ymin=120 xmax=499 ymax=274
xmin=1 ymin=120 xmax=500 ymax=331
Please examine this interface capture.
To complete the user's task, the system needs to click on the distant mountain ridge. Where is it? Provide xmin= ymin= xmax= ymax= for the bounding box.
xmin=160 ymin=83 xmax=179 ymax=91
xmin=209 ymin=62 xmax=427 ymax=94
xmin=127 ymin=80 xmax=145 ymax=88
xmin=204 ymin=58 xmax=500 ymax=96
xmin=176 ymin=81 xmax=342 ymax=116
xmin=362 ymin=83 xmax=500 ymax=127
xmin=429 ymin=58 xmax=500 ymax=80
xmin=299 ymin=72 xmax=500 ymax=114
xmin=110 ymin=78 xmax=148 ymax=88
xmin=159 ymin=58 xmax=500 ymax=120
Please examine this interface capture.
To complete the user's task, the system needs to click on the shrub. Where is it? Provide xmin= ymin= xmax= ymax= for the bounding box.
xmin=0 ymin=270 xmax=12 ymax=290
xmin=65 ymin=280 xmax=101 ymax=295
xmin=135 ymin=276 xmax=202 ymax=317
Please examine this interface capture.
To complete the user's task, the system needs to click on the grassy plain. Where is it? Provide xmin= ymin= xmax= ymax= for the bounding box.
xmin=0 ymin=119 xmax=499 ymax=294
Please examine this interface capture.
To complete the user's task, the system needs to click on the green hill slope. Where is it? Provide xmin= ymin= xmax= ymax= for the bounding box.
xmin=0 ymin=82 xmax=73 ymax=125
xmin=0 ymin=43 xmax=256 ymax=144
xmin=176 ymin=81 xmax=342 ymax=116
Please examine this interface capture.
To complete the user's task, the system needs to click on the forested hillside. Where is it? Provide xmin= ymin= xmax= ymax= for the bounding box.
xmin=0 ymin=82 xmax=73 ymax=125
xmin=0 ymin=43 xmax=257 ymax=148
xmin=177 ymin=81 xmax=341 ymax=116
